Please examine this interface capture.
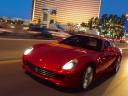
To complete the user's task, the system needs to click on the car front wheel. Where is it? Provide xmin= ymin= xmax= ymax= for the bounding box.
xmin=81 ymin=66 xmax=94 ymax=90
xmin=114 ymin=56 xmax=121 ymax=73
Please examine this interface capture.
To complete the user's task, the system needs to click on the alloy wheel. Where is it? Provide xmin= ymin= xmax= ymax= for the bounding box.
xmin=82 ymin=66 xmax=93 ymax=89
xmin=115 ymin=56 xmax=121 ymax=72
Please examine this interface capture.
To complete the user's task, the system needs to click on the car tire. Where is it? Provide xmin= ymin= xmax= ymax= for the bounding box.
xmin=81 ymin=66 xmax=94 ymax=90
xmin=113 ymin=56 xmax=121 ymax=73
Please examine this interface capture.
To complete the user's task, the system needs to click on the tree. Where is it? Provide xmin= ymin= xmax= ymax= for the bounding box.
xmin=66 ymin=23 xmax=75 ymax=33
xmin=88 ymin=17 xmax=94 ymax=30
xmin=80 ymin=14 xmax=126 ymax=37
xmin=121 ymin=14 xmax=126 ymax=25
xmin=93 ymin=17 xmax=99 ymax=25
xmin=81 ymin=22 xmax=87 ymax=28
xmin=100 ymin=14 xmax=108 ymax=26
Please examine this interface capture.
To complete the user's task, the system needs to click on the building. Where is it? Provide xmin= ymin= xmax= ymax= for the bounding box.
xmin=31 ymin=0 xmax=44 ymax=24
xmin=31 ymin=0 xmax=101 ymax=29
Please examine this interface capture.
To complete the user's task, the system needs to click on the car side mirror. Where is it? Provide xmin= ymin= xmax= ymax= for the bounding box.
xmin=104 ymin=47 xmax=113 ymax=52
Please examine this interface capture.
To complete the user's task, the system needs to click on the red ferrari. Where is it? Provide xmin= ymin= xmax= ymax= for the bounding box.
xmin=22 ymin=34 xmax=122 ymax=90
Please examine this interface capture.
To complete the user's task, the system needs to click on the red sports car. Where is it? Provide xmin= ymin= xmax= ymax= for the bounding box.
xmin=22 ymin=34 xmax=122 ymax=90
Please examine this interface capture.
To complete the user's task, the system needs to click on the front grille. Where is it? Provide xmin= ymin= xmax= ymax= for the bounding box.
xmin=24 ymin=61 xmax=64 ymax=80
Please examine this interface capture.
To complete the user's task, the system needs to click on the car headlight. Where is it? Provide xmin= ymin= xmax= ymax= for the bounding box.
xmin=24 ymin=47 xmax=33 ymax=55
xmin=119 ymin=48 xmax=122 ymax=54
xmin=126 ymin=40 xmax=128 ymax=44
xmin=62 ymin=59 xmax=78 ymax=70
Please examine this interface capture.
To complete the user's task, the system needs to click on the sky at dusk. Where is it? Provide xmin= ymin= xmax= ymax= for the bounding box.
xmin=0 ymin=0 xmax=128 ymax=19
xmin=100 ymin=0 xmax=128 ymax=16
xmin=0 ymin=0 xmax=32 ymax=19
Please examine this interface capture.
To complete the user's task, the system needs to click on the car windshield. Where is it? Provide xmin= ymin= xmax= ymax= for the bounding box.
xmin=60 ymin=35 xmax=101 ymax=51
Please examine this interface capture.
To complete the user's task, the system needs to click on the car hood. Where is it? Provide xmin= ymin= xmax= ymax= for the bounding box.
xmin=28 ymin=43 xmax=96 ymax=71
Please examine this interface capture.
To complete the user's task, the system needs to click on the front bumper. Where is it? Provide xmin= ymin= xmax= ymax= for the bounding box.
xmin=22 ymin=61 xmax=81 ymax=88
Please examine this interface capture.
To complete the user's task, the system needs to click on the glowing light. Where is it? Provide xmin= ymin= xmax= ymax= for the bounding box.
xmin=62 ymin=59 xmax=78 ymax=70
xmin=24 ymin=48 xmax=33 ymax=55
xmin=126 ymin=40 xmax=128 ymax=43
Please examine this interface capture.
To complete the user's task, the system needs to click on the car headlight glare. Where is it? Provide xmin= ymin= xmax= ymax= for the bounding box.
xmin=24 ymin=47 xmax=33 ymax=55
xmin=126 ymin=40 xmax=128 ymax=44
xmin=119 ymin=48 xmax=122 ymax=54
xmin=62 ymin=59 xmax=78 ymax=70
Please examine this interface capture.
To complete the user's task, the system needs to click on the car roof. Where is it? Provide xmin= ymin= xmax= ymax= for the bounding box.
xmin=75 ymin=33 xmax=106 ymax=41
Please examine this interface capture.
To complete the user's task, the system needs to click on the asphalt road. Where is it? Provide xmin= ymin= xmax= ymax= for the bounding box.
xmin=0 ymin=53 xmax=128 ymax=96
xmin=0 ymin=38 xmax=56 ymax=60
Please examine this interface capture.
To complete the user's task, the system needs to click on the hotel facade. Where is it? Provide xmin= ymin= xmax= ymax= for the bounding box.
xmin=32 ymin=0 xmax=101 ymax=28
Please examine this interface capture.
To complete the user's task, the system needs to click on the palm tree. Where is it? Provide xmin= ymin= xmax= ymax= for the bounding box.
xmin=88 ymin=17 xmax=94 ymax=30
xmin=99 ymin=14 xmax=109 ymax=36
xmin=91 ymin=17 xmax=102 ymax=34
xmin=100 ymin=14 xmax=108 ymax=26
xmin=93 ymin=17 xmax=99 ymax=25
xmin=81 ymin=22 xmax=86 ymax=28
xmin=108 ymin=14 xmax=126 ymax=38
xmin=121 ymin=14 xmax=126 ymax=25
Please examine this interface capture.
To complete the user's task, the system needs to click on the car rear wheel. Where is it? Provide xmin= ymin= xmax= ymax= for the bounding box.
xmin=113 ymin=56 xmax=121 ymax=73
xmin=81 ymin=66 xmax=94 ymax=90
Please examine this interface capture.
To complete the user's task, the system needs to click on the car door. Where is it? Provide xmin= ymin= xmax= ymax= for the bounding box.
xmin=97 ymin=41 xmax=116 ymax=73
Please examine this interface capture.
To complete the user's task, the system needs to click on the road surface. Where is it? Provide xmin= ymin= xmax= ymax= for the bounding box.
xmin=0 ymin=38 xmax=56 ymax=60
xmin=0 ymin=53 xmax=128 ymax=96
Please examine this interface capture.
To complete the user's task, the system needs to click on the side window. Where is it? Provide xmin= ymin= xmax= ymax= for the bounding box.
xmin=104 ymin=41 xmax=111 ymax=49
